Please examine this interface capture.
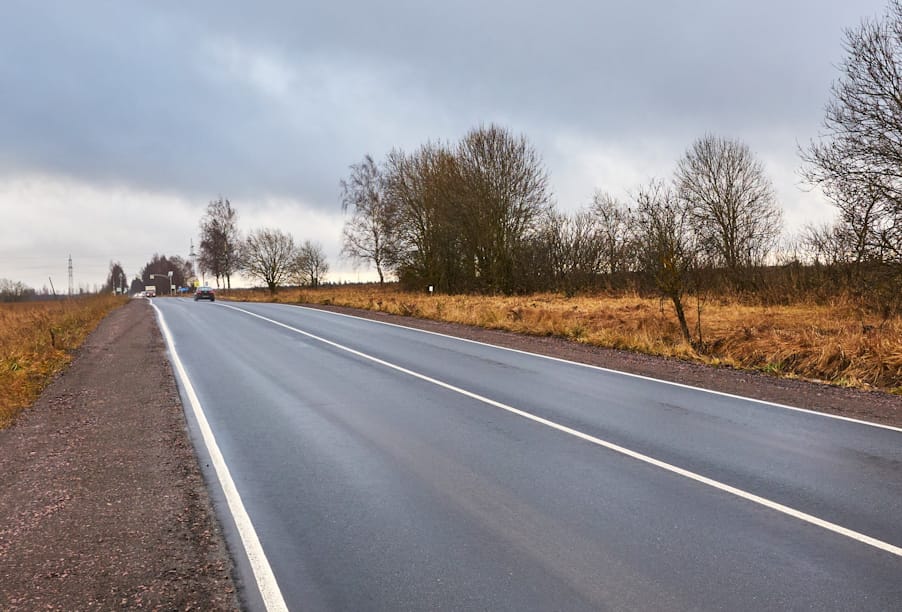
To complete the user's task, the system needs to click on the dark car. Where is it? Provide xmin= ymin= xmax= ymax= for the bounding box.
xmin=194 ymin=286 xmax=215 ymax=301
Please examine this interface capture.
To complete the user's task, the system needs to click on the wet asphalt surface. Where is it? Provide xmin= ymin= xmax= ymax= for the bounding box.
xmin=155 ymin=299 xmax=902 ymax=611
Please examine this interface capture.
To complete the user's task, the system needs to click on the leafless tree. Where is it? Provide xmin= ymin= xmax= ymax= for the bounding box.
xmin=199 ymin=198 xmax=241 ymax=289
xmin=802 ymin=1 xmax=902 ymax=265
xmin=241 ymin=228 xmax=297 ymax=295
xmin=383 ymin=143 xmax=463 ymax=291
xmin=590 ymin=190 xmax=636 ymax=278
xmin=539 ymin=208 xmax=602 ymax=293
xmin=0 ymin=278 xmax=34 ymax=302
xmin=676 ymin=135 xmax=782 ymax=276
xmin=633 ymin=179 xmax=698 ymax=345
xmin=340 ymin=155 xmax=396 ymax=284
xmin=801 ymin=221 xmax=854 ymax=265
xmin=455 ymin=124 xmax=553 ymax=293
xmin=295 ymin=240 xmax=330 ymax=288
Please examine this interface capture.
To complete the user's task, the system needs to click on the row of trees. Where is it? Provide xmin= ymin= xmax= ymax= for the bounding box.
xmin=111 ymin=199 xmax=327 ymax=298
xmin=242 ymin=230 xmax=329 ymax=293
xmin=196 ymin=199 xmax=329 ymax=294
xmin=340 ymin=126 xmax=784 ymax=342
xmin=0 ymin=278 xmax=36 ymax=302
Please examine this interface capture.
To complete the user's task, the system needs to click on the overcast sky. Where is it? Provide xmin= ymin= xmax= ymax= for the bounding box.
xmin=0 ymin=0 xmax=889 ymax=291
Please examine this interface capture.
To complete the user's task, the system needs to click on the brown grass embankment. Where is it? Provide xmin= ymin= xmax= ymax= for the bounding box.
xmin=225 ymin=285 xmax=902 ymax=393
xmin=0 ymin=295 xmax=126 ymax=428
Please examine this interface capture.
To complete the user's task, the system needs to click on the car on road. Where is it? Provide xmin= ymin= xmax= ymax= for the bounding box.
xmin=194 ymin=286 xmax=215 ymax=302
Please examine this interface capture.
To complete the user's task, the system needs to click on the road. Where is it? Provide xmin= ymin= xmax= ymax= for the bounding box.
xmin=153 ymin=298 xmax=902 ymax=611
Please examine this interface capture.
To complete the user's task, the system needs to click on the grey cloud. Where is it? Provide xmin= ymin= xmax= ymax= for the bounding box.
xmin=0 ymin=0 xmax=890 ymax=215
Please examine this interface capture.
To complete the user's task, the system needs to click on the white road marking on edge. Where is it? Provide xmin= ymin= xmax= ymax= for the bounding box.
xmin=280 ymin=303 xmax=902 ymax=434
xmin=152 ymin=303 xmax=289 ymax=612
xmin=222 ymin=302 xmax=902 ymax=559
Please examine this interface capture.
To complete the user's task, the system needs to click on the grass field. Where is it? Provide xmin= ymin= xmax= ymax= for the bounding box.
xmin=0 ymin=295 xmax=125 ymax=428
xmin=226 ymin=285 xmax=902 ymax=393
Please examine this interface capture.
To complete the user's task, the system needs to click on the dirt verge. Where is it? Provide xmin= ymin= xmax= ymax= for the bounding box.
xmin=0 ymin=299 xmax=238 ymax=610
xmin=306 ymin=303 xmax=902 ymax=429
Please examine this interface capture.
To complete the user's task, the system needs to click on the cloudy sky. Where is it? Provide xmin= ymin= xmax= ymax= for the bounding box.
xmin=0 ymin=0 xmax=889 ymax=291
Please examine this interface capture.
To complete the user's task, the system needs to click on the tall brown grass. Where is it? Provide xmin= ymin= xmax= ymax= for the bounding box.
xmin=0 ymin=295 xmax=125 ymax=428
xmin=226 ymin=285 xmax=902 ymax=393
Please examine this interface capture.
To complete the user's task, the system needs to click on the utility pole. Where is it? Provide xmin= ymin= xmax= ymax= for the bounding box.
xmin=189 ymin=239 xmax=197 ymax=288
xmin=67 ymin=254 xmax=74 ymax=296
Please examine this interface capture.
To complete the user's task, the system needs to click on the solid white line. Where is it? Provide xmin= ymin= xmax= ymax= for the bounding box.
xmin=268 ymin=302 xmax=902 ymax=434
xmin=221 ymin=302 xmax=902 ymax=559
xmin=152 ymin=303 xmax=289 ymax=612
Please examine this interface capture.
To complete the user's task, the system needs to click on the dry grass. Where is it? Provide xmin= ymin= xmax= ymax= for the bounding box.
xmin=225 ymin=285 xmax=902 ymax=393
xmin=0 ymin=295 xmax=126 ymax=428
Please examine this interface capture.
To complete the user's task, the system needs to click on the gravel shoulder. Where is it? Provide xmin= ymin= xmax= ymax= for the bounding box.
xmin=0 ymin=299 xmax=238 ymax=610
xmin=305 ymin=303 xmax=902 ymax=430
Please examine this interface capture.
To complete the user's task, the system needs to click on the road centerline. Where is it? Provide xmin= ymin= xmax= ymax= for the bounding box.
xmin=221 ymin=302 xmax=902 ymax=559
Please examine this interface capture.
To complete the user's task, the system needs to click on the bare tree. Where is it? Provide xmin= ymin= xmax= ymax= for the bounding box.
xmin=590 ymin=190 xmax=636 ymax=278
xmin=383 ymin=143 xmax=463 ymax=291
xmin=455 ymin=125 xmax=552 ymax=293
xmin=375 ymin=126 xmax=552 ymax=293
xmin=676 ymin=135 xmax=782 ymax=276
xmin=241 ymin=228 xmax=297 ymax=295
xmin=295 ymin=240 xmax=330 ymax=288
xmin=0 ymin=278 xmax=34 ymax=302
xmin=340 ymin=155 xmax=396 ymax=284
xmin=199 ymin=198 xmax=241 ymax=289
xmin=802 ymin=1 xmax=902 ymax=265
xmin=633 ymin=180 xmax=698 ymax=345
xmin=539 ymin=208 xmax=602 ymax=293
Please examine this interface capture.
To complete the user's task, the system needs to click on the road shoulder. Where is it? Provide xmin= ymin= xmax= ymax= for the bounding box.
xmin=0 ymin=299 xmax=238 ymax=610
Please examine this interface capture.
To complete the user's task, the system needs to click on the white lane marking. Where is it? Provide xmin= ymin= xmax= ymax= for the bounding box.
xmin=255 ymin=302 xmax=902 ymax=434
xmin=152 ymin=303 xmax=289 ymax=612
xmin=222 ymin=302 xmax=902 ymax=559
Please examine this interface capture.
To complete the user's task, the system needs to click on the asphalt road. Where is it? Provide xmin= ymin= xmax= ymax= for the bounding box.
xmin=153 ymin=298 xmax=902 ymax=611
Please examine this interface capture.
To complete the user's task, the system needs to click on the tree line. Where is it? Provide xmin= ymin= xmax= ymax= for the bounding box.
xmin=0 ymin=278 xmax=36 ymax=302
xmin=341 ymin=2 xmax=902 ymax=338
xmin=118 ymin=198 xmax=328 ymax=297
xmin=196 ymin=198 xmax=329 ymax=294
xmin=340 ymin=126 xmax=786 ymax=343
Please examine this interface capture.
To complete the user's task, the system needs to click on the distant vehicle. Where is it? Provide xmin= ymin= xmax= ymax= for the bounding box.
xmin=144 ymin=286 xmax=156 ymax=298
xmin=194 ymin=286 xmax=215 ymax=302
